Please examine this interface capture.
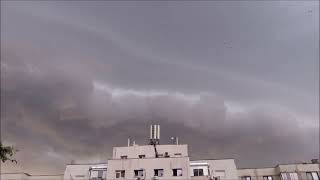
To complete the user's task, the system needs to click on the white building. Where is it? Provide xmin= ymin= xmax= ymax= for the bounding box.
xmin=237 ymin=163 xmax=320 ymax=180
xmin=62 ymin=125 xmax=319 ymax=180
xmin=63 ymin=125 xmax=238 ymax=180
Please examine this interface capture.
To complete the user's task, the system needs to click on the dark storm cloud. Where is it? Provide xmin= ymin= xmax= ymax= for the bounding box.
xmin=1 ymin=0 xmax=318 ymax=174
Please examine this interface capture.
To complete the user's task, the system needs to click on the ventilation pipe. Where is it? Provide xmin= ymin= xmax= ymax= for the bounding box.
xmin=150 ymin=124 xmax=160 ymax=145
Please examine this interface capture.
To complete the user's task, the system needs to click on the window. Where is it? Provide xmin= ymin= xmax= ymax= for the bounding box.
xmin=311 ymin=172 xmax=319 ymax=180
xmin=120 ymin=156 xmax=127 ymax=159
xmin=174 ymin=153 xmax=182 ymax=156
xmin=242 ymin=176 xmax=251 ymax=180
xmin=90 ymin=171 xmax=98 ymax=180
xmin=263 ymin=176 xmax=273 ymax=180
xmin=172 ymin=168 xmax=183 ymax=176
xmin=307 ymin=172 xmax=320 ymax=180
xmin=98 ymin=171 xmax=103 ymax=179
xmin=165 ymin=152 xmax=170 ymax=157
xmin=154 ymin=169 xmax=164 ymax=177
xmin=193 ymin=169 xmax=204 ymax=176
xmin=289 ymin=173 xmax=298 ymax=180
xmin=281 ymin=173 xmax=288 ymax=180
xmin=139 ymin=155 xmax=146 ymax=159
xmin=115 ymin=170 xmax=125 ymax=178
xmin=90 ymin=169 xmax=106 ymax=180
xmin=134 ymin=170 xmax=144 ymax=177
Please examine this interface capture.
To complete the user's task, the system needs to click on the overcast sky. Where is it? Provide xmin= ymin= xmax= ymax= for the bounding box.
xmin=1 ymin=1 xmax=319 ymax=174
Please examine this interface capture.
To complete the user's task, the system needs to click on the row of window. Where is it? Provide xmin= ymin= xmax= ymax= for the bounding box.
xmin=120 ymin=155 xmax=146 ymax=159
xmin=193 ymin=169 xmax=204 ymax=176
xmin=307 ymin=172 xmax=320 ymax=180
xmin=120 ymin=153 xmax=183 ymax=159
xmin=242 ymin=176 xmax=273 ymax=180
xmin=241 ymin=172 xmax=319 ymax=180
xmin=115 ymin=168 xmax=183 ymax=178
xmin=282 ymin=172 xmax=319 ymax=180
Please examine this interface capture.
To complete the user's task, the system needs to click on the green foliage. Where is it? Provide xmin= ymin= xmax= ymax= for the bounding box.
xmin=0 ymin=142 xmax=18 ymax=163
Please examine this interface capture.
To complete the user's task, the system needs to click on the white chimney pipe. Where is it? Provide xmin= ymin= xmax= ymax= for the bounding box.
xmin=128 ymin=138 xmax=130 ymax=147
xmin=157 ymin=125 xmax=160 ymax=139
xmin=150 ymin=125 xmax=153 ymax=139
xmin=154 ymin=125 xmax=157 ymax=139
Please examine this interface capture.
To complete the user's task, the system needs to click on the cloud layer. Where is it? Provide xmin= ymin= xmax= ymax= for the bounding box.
xmin=1 ymin=1 xmax=319 ymax=174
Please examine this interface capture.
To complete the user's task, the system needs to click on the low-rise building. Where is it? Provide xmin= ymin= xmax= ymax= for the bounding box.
xmin=238 ymin=163 xmax=320 ymax=180
xmin=64 ymin=163 xmax=107 ymax=180
xmin=62 ymin=125 xmax=319 ymax=180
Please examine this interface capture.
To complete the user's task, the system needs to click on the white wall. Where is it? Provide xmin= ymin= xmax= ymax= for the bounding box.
xmin=1 ymin=173 xmax=62 ymax=180
xmin=26 ymin=175 xmax=63 ymax=180
xmin=237 ymin=163 xmax=320 ymax=180
xmin=278 ymin=163 xmax=320 ymax=172
xmin=107 ymin=157 xmax=190 ymax=180
xmin=191 ymin=159 xmax=238 ymax=180
xmin=1 ymin=173 xmax=30 ymax=180
xmin=113 ymin=144 xmax=188 ymax=159
xmin=237 ymin=168 xmax=279 ymax=180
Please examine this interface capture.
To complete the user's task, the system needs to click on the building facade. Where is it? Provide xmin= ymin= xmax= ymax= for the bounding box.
xmin=61 ymin=125 xmax=319 ymax=180
xmin=238 ymin=163 xmax=320 ymax=180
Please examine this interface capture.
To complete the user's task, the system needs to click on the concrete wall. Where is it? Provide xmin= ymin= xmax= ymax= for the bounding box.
xmin=191 ymin=159 xmax=238 ymax=180
xmin=106 ymin=157 xmax=190 ymax=180
xmin=238 ymin=168 xmax=279 ymax=180
xmin=1 ymin=173 xmax=62 ymax=180
xmin=237 ymin=163 xmax=320 ymax=180
xmin=26 ymin=175 xmax=63 ymax=180
xmin=278 ymin=163 xmax=320 ymax=172
xmin=1 ymin=173 xmax=31 ymax=180
xmin=113 ymin=144 xmax=188 ymax=159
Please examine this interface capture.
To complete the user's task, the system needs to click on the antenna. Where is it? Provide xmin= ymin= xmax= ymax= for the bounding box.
xmin=149 ymin=124 xmax=160 ymax=158
xmin=171 ymin=137 xmax=179 ymax=144
xmin=149 ymin=125 xmax=160 ymax=145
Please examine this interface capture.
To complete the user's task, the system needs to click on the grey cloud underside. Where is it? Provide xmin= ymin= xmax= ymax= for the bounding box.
xmin=1 ymin=48 xmax=318 ymax=173
xmin=1 ymin=1 xmax=319 ymax=174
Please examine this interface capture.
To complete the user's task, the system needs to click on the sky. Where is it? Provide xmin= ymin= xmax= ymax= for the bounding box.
xmin=1 ymin=1 xmax=319 ymax=174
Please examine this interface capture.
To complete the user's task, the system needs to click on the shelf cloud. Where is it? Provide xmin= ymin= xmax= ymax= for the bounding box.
xmin=1 ymin=1 xmax=318 ymax=174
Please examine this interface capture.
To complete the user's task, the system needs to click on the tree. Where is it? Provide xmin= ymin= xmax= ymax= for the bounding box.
xmin=0 ymin=142 xmax=18 ymax=163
